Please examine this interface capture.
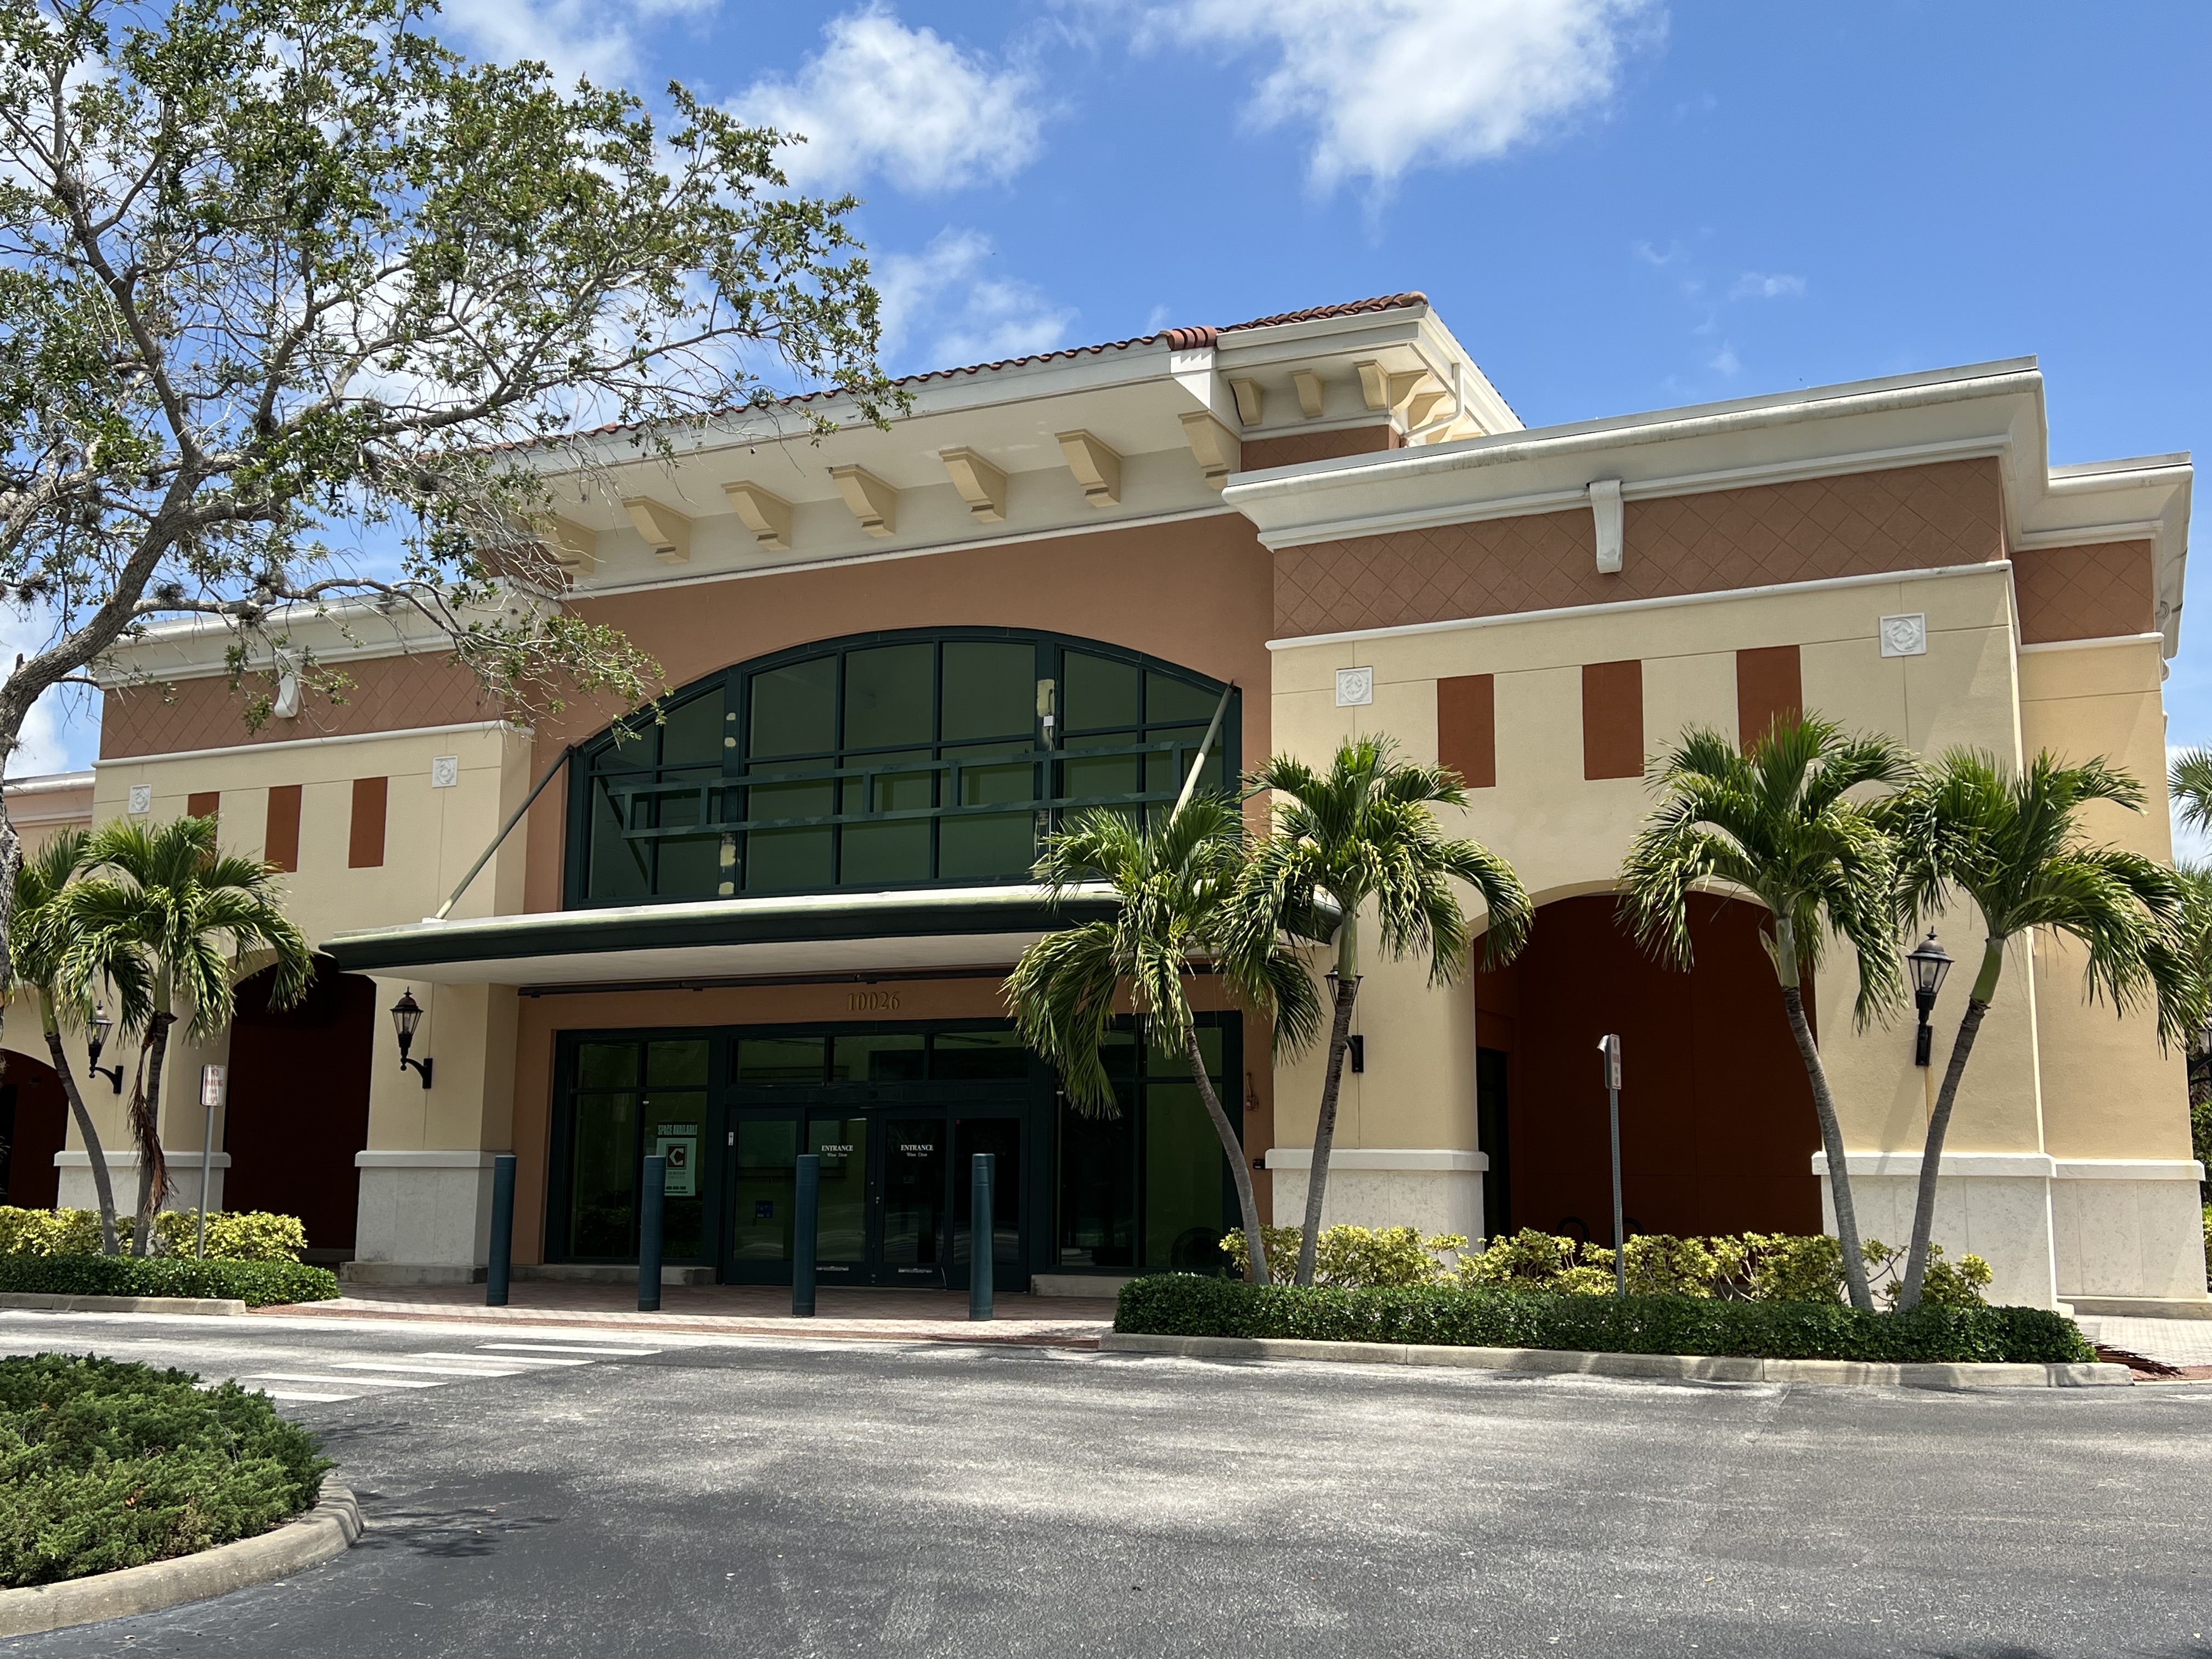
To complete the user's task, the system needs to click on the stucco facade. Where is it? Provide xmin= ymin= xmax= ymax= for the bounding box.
xmin=7 ymin=292 xmax=2200 ymax=1314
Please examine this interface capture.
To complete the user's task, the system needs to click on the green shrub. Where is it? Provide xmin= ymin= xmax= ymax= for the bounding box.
xmin=0 ymin=1353 xmax=328 ymax=1587
xmin=0 ymin=1207 xmax=308 ymax=1263
xmin=2202 ymin=1205 xmax=2210 ymax=1283
xmin=1222 ymin=1224 xmax=1469 ymax=1287
xmin=1113 ymin=1275 xmax=2095 ymax=1365
xmin=0 ymin=1255 xmax=338 ymax=1306
xmin=1450 ymin=1227 xmax=1993 ymax=1308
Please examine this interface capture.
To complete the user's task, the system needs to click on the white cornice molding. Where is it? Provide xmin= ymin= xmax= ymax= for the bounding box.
xmin=1266 ymin=558 xmax=2011 ymax=653
xmin=2016 ymin=632 xmax=2163 ymax=655
xmin=97 ymin=718 xmax=528 ymax=770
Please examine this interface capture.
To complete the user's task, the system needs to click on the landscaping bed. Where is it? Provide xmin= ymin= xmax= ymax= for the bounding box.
xmin=0 ymin=1256 xmax=338 ymax=1308
xmin=1115 ymin=1274 xmax=2096 ymax=1365
xmin=0 ymin=1355 xmax=327 ymax=1588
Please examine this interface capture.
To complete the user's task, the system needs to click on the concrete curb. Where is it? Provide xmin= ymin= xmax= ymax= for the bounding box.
xmin=1099 ymin=1331 xmax=2133 ymax=1389
xmin=0 ymin=1483 xmax=361 ymax=1638
xmin=0 ymin=1292 xmax=249 ymax=1316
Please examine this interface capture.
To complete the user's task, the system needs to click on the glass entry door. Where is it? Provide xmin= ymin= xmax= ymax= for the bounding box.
xmin=881 ymin=1115 xmax=949 ymax=1285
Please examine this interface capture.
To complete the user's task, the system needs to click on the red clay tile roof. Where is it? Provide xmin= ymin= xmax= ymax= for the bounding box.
xmin=524 ymin=292 xmax=1430 ymax=449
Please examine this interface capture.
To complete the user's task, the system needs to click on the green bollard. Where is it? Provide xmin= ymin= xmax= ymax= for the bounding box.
xmin=638 ymin=1154 xmax=665 ymax=1313
xmin=792 ymin=1153 xmax=819 ymax=1317
xmin=487 ymin=1154 xmax=516 ymax=1307
xmin=969 ymin=1151 xmax=995 ymax=1322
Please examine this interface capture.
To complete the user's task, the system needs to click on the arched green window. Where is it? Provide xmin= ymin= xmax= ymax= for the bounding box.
xmin=566 ymin=629 xmax=1236 ymax=906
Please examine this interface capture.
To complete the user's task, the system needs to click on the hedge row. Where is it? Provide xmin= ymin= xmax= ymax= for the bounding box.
xmin=0 ymin=1254 xmax=338 ymax=1307
xmin=0 ymin=1355 xmax=327 ymax=1587
xmin=1114 ymin=1274 xmax=2095 ymax=1364
xmin=0 ymin=1207 xmax=308 ymax=1262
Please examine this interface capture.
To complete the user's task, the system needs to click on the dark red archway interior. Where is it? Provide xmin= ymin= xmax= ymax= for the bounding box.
xmin=226 ymin=961 xmax=374 ymax=1253
xmin=1475 ymin=893 xmax=1823 ymax=1243
xmin=0 ymin=1048 xmax=67 ymax=1209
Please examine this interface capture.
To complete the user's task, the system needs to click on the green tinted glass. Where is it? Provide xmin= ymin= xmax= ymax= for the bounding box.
xmin=1146 ymin=673 xmax=1219 ymax=725
xmin=569 ymin=1090 xmax=636 ymax=1257
xmin=731 ymin=1118 xmax=797 ymax=1261
xmin=576 ymin=1042 xmax=636 ymax=1090
xmin=659 ymin=689 xmax=725 ymax=767
xmin=941 ymin=641 xmax=1035 ymax=740
xmin=1063 ymin=652 xmax=1138 ymax=731
xmin=749 ymin=657 xmax=836 ymax=757
xmin=843 ymin=644 xmax=933 ymax=749
xmin=832 ymin=1032 xmax=926 ymax=1082
xmin=737 ymin=1036 xmax=825 ymax=1084
xmin=586 ymin=781 xmax=649 ymax=900
xmin=932 ymin=1029 xmax=1029 ymax=1080
xmin=646 ymin=1040 xmax=709 ymax=1088
xmin=1143 ymin=1082 xmax=1226 ymax=1270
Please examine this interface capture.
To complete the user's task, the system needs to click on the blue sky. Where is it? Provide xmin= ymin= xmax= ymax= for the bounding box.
xmin=33 ymin=2 xmax=2212 ymax=841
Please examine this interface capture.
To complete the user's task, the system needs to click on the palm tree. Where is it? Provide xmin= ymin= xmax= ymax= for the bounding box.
xmin=8 ymin=830 xmax=121 ymax=1254
xmin=1620 ymin=716 xmax=1916 ymax=1312
xmin=1227 ymin=737 xmax=1533 ymax=1288
xmin=1888 ymin=752 xmax=2203 ymax=1310
xmin=57 ymin=816 xmax=311 ymax=1254
xmin=1006 ymin=798 xmax=1320 ymax=1284
xmin=2169 ymin=747 xmax=2212 ymax=836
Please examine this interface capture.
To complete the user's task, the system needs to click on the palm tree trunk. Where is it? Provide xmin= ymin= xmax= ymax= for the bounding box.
xmin=1185 ymin=1028 xmax=1267 ymax=1284
xmin=39 ymin=997 xmax=119 ymax=1255
xmin=1779 ymin=982 xmax=1874 ymax=1311
xmin=1296 ymin=973 xmax=1359 ymax=1288
xmin=1899 ymin=937 xmax=2004 ymax=1311
xmin=131 ymin=1008 xmax=175 ymax=1256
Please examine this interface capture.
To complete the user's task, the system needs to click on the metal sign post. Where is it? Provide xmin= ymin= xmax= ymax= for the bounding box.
xmin=196 ymin=1065 xmax=224 ymax=1259
xmin=1597 ymin=1035 xmax=1624 ymax=1296
xmin=637 ymin=1155 xmax=665 ymax=1312
xmin=969 ymin=1152 xmax=996 ymax=1322
xmin=487 ymin=1155 xmax=517 ymax=1307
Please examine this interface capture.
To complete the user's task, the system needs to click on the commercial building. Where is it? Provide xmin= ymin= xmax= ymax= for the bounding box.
xmin=5 ymin=292 xmax=2204 ymax=1313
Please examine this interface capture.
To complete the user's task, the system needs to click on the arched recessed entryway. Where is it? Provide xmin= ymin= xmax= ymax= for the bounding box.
xmin=226 ymin=958 xmax=375 ymax=1254
xmin=0 ymin=1047 xmax=68 ymax=1209
xmin=1474 ymin=893 xmax=1822 ymax=1243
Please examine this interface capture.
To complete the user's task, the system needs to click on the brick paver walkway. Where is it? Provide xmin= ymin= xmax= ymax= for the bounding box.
xmin=254 ymin=1282 xmax=1116 ymax=1348
xmin=2076 ymin=1314 xmax=2212 ymax=1374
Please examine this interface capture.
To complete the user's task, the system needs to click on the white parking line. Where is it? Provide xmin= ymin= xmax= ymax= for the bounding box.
xmin=330 ymin=1361 xmax=522 ymax=1378
xmin=247 ymin=1372 xmax=444 ymax=1389
xmin=475 ymin=1342 xmax=661 ymax=1357
xmin=413 ymin=1350 xmax=592 ymax=1367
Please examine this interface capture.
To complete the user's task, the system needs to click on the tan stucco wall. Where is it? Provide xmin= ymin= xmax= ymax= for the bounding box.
xmin=1266 ymin=563 xmax=2072 ymax=1168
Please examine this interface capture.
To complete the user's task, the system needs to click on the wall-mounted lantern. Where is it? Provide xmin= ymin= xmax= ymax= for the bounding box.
xmin=1906 ymin=932 xmax=1954 ymax=1068
xmin=85 ymin=1005 xmax=125 ymax=1094
xmin=390 ymin=989 xmax=434 ymax=1089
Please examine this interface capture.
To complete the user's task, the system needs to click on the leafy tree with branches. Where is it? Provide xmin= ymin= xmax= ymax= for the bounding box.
xmin=7 ymin=827 xmax=119 ymax=1251
xmin=1620 ymin=716 xmax=1916 ymax=1312
xmin=1227 ymin=737 xmax=1532 ymax=1289
xmin=1006 ymin=798 xmax=1320 ymax=1284
xmin=57 ymin=815 xmax=311 ymax=1252
xmin=1888 ymin=752 xmax=2203 ymax=1308
xmin=0 ymin=0 xmax=891 ymax=1038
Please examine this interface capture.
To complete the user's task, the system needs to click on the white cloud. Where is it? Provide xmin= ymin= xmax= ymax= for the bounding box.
xmin=1153 ymin=0 xmax=1661 ymax=190
xmin=876 ymin=230 xmax=1075 ymax=370
xmin=435 ymin=0 xmax=714 ymax=88
xmin=1707 ymin=342 xmax=1740 ymax=377
xmin=733 ymin=6 xmax=1045 ymax=194
xmin=1731 ymin=272 xmax=1806 ymax=300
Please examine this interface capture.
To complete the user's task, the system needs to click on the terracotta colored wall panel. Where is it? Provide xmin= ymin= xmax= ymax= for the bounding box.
xmin=1735 ymin=645 xmax=1802 ymax=746
xmin=348 ymin=777 xmax=387 ymax=869
xmin=1502 ymin=894 xmax=1821 ymax=1241
xmin=522 ymin=512 xmax=1276 ymax=915
xmin=264 ymin=784 xmax=302 ymax=873
xmin=1274 ymin=457 xmax=2006 ymax=637
xmin=187 ymin=790 xmax=219 ymax=820
xmin=1437 ymin=673 xmax=1496 ymax=788
xmin=1581 ymin=661 xmax=1644 ymax=781
xmin=2012 ymin=540 xmax=2155 ymax=644
xmin=102 ymin=652 xmax=492 ymax=760
xmin=1240 ymin=425 xmax=1399 ymax=472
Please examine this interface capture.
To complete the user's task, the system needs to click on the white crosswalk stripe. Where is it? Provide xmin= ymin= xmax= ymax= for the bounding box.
xmin=329 ymin=1360 xmax=522 ymax=1378
xmin=412 ymin=1350 xmax=591 ymax=1367
xmin=475 ymin=1342 xmax=661 ymax=1357
xmin=232 ymin=1338 xmax=658 ymax=1407
xmin=247 ymin=1372 xmax=443 ymax=1390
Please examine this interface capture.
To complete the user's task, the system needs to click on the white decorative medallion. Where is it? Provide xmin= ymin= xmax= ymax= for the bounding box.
xmin=1878 ymin=613 xmax=1928 ymax=657
xmin=430 ymin=755 xmax=460 ymax=788
xmin=1335 ymin=666 xmax=1375 ymax=708
xmin=127 ymin=784 xmax=151 ymax=815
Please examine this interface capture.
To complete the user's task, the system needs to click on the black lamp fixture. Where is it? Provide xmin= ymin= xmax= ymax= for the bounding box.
xmin=390 ymin=989 xmax=433 ymax=1089
xmin=1906 ymin=931 xmax=1954 ymax=1068
xmin=84 ymin=1005 xmax=125 ymax=1095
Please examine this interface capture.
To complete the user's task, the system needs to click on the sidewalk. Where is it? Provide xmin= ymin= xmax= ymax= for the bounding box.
xmin=255 ymin=1282 xmax=1117 ymax=1348
xmin=2075 ymin=1315 xmax=2212 ymax=1378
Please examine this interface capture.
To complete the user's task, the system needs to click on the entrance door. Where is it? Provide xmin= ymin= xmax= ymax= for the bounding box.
xmin=808 ymin=1113 xmax=872 ymax=1284
xmin=880 ymin=1114 xmax=949 ymax=1286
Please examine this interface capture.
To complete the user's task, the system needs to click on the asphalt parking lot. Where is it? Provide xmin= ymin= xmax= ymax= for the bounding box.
xmin=0 ymin=1311 xmax=2207 ymax=1658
